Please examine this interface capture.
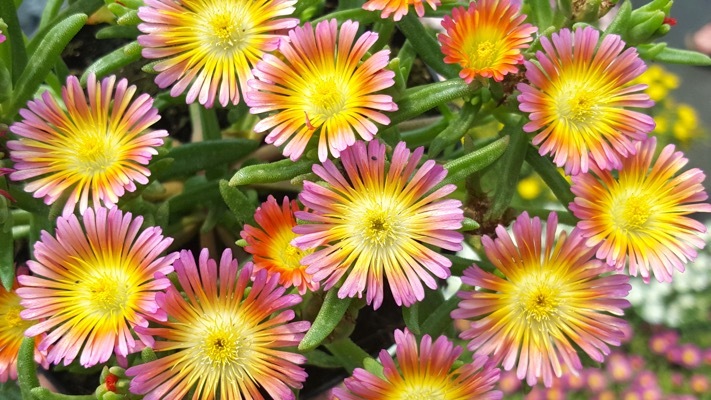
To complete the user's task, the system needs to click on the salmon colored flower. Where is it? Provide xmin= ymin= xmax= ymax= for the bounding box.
xmin=363 ymin=0 xmax=440 ymax=21
xmin=438 ymin=0 xmax=536 ymax=83
xmin=570 ymin=137 xmax=711 ymax=283
xmin=517 ymin=27 xmax=655 ymax=175
xmin=241 ymin=195 xmax=318 ymax=294
xmin=126 ymin=249 xmax=310 ymax=400
xmin=333 ymin=328 xmax=502 ymax=400
xmin=0 ymin=270 xmax=48 ymax=382
xmin=293 ymin=140 xmax=464 ymax=309
xmin=452 ymin=212 xmax=631 ymax=387
xmin=8 ymin=74 xmax=166 ymax=216
xmin=137 ymin=0 xmax=298 ymax=108
xmin=248 ymin=19 xmax=397 ymax=162
xmin=17 ymin=207 xmax=176 ymax=367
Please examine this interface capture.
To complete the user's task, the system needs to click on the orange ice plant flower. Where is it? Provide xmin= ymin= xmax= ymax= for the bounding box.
xmin=241 ymin=195 xmax=318 ymax=294
xmin=0 ymin=270 xmax=48 ymax=382
xmin=438 ymin=0 xmax=536 ymax=83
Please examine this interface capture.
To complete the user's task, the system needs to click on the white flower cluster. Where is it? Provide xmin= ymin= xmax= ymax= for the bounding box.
xmin=627 ymin=219 xmax=711 ymax=326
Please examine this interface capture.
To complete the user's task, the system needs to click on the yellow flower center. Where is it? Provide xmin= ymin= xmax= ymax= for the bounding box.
xmin=307 ymin=78 xmax=348 ymax=120
xmin=554 ymin=84 xmax=603 ymax=129
xmin=87 ymin=278 xmax=130 ymax=313
xmin=463 ymin=37 xmax=501 ymax=70
xmin=475 ymin=41 xmax=496 ymax=66
xmin=76 ymin=266 xmax=133 ymax=315
xmin=398 ymin=385 xmax=446 ymax=400
xmin=280 ymin=244 xmax=306 ymax=270
xmin=614 ymin=193 xmax=653 ymax=232
xmin=361 ymin=209 xmax=401 ymax=247
xmin=198 ymin=2 xmax=253 ymax=54
xmin=0 ymin=295 xmax=34 ymax=337
xmin=4 ymin=305 xmax=24 ymax=329
xmin=70 ymin=131 xmax=120 ymax=177
xmin=196 ymin=313 xmax=254 ymax=379
xmin=517 ymin=272 xmax=563 ymax=323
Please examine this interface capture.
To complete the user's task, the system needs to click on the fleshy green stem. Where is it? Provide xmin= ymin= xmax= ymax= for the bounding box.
xmin=525 ymin=144 xmax=575 ymax=207
xmin=389 ymin=79 xmax=479 ymax=125
xmin=8 ymin=14 xmax=88 ymax=119
xmin=485 ymin=117 xmax=527 ymax=221
xmin=397 ymin=12 xmax=460 ymax=79
xmin=229 ymin=158 xmax=316 ymax=186
xmin=299 ymin=290 xmax=354 ymax=351
xmin=313 ymin=8 xmax=379 ymax=24
xmin=31 ymin=388 xmax=96 ymax=400
xmin=0 ymin=0 xmax=27 ymax=82
xmin=324 ymin=338 xmax=371 ymax=374
xmin=17 ymin=337 xmax=40 ymax=398
xmin=420 ymin=295 xmax=460 ymax=337
xmin=439 ymin=136 xmax=510 ymax=189
xmin=428 ymin=100 xmax=480 ymax=157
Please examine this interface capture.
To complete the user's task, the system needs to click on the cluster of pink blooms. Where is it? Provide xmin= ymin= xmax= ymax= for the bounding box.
xmin=505 ymin=327 xmax=711 ymax=400
xmin=1 ymin=0 xmax=710 ymax=398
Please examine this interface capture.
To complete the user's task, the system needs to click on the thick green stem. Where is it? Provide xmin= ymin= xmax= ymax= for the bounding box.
xmin=26 ymin=0 xmax=103 ymax=54
xmin=428 ymin=100 xmax=480 ymax=157
xmin=229 ymin=158 xmax=315 ymax=186
xmin=313 ymin=9 xmax=379 ymax=24
xmin=31 ymin=388 xmax=96 ymax=400
xmin=400 ymin=116 xmax=448 ymax=148
xmin=8 ymin=14 xmax=88 ymax=119
xmin=397 ymin=12 xmax=460 ymax=79
xmin=324 ymin=338 xmax=371 ymax=374
xmin=0 ymin=0 xmax=27 ymax=82
xmin=390 ymin=79 xmax=479 ymax=125
xmin=485 ymin=117 xmax=527 ymax=221
xmin=17 ymin=337 xmax=40 ymax=398
xmin=299 ymin=290 xmax=354 ymax=351
xmin=439 ymin=136 xmax=510 ymax=189
xmin=38 ymin=0 xmax=67 ymax=31
xmin=420 ymin=295 xmax=459 ymax=337
xmin=0 ymin=221 xmax=13 ymax=290
xmin=525 ymin=145 xmax=575 ymax=207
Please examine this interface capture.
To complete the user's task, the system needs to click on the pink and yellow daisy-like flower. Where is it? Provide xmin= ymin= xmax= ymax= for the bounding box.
xmin=8 ymin=74 xmax=167 ymax=216
xmin=241 ymin=195 xmax=318 ymax=294
xmin=16 ymin=207 xmax=176 ymax=367
xmin=293 ymin=140 xmax=464 ymax=309
xmin=333 ymin=328 xmax=502 ymax=400
xmin=363 ymin=0 xmax=440 ymax=21
xmin=517 ymin=27 xmax=655 ymax=175
xmin=452 ymin=212 xmax=631 ymax=387
xmin=570 ymin=137 xmax=711 ymax=283
xmin=126 ymin=249 xmax=310 ymax=400
xmin=137 ymin=0 xmax=298 ymax=108
xmin=248 ymin=19 xmax=397 ymax=162
xmin=438 ymin=0 xmax=536 ymax=83
xmin=0 ymin=270 xmax=48 ymax=382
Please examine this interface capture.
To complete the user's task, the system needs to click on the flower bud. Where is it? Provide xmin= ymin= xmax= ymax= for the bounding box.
xmin=96 ymin=366 xmax=142 ymax=400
